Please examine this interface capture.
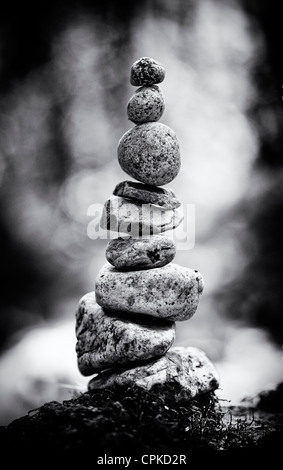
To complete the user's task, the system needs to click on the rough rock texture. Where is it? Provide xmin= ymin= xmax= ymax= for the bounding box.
xmin=95 ymin=262 xmax=204 ymax=321
xmin=100 ymin=195 xmax=183 ymax=236
xmin=75 ymin=292 xmax=175 ymax=376
xmin=130 ymin=57 xmax=165 ymax=86
xmin=113 ymin=180 xmax=181 ymax=209
xmin=117 ymin=123 xmax=181 ymax=186
xmin=88 ymin=346 xmax=219 ymax=401
xmin=105 ymin=235 xmax=176 ymax=270
xmin=127 ymin=85 xmax=165 ymax=124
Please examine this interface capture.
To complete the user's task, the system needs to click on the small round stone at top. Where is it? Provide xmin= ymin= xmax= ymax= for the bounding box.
xmin=130 ymin=57 xmax=165 ymax=86
xmin=127 ymin=86 xmax=165 ymax=124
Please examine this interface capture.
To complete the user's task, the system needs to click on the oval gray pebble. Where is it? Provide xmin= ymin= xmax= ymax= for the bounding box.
xmin=76 ymin=292 xmax=175 ymax=376
xmin=105 ymin=235 xmax=176 ymax=270
xmin=95 ymin=262 xmax=204 ymax=321
xmin=113 ymin=180 xmax=181 ymax=209
xmin=118 ymin=122 xmax=181 ymax=186
xmin=88 ymin=346 xmax=219 ymax=400
xmin=127 ymin=85 xmax=165 ymax=124
xmin=130 ymin=57 xmax=165 ymax=86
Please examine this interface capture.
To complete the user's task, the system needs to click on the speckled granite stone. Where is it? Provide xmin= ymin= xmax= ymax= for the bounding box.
xmin=76 ymin=292 xmax=175 ymax=376
xmin=100 ymin=195 xmax=183 ymax=236
xmin=130 ymin=57 xmax=165 ymax=86
xmin=117 ymin=123 xmax=181 ymax=186
xmin=113 ymin=181 xmax=181 ymax=209
xmin=105 ymin=235 xmax=176 ymax=270
xmin=95 ymin=263 xmax=204 ymax=321
xmin=88 ymin=346 xmax=219 ymax=400
xmin=127 ymin=85 xmax=165 ymax=124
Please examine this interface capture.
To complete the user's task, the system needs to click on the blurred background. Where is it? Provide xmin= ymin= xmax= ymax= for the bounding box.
xmin=0 ymin=0 xmax=282 ymax=425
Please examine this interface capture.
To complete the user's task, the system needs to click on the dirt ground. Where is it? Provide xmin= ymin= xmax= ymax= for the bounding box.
xmin=0 ymin=382 xmax=282 ymax=465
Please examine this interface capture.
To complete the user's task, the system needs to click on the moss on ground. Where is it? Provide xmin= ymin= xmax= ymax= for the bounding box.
xmin=1 ymin=382 xmax=282 ymax=463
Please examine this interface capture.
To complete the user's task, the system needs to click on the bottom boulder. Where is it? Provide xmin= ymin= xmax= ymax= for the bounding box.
xmin=88 ymin=346 xmax=219 ymax=401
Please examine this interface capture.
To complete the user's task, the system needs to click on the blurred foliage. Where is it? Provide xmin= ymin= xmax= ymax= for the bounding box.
xmin=0 ymin=0 xmax=140 ymax=350
xmin=215 ymin=0 xmax=283 ymax=344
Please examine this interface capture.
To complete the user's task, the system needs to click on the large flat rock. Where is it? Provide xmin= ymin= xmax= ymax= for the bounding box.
xmin=95 ymin=262 xmax=204 ymax=321
xmin=88 ymin=346 xmax=219 ymax=401
xmin=113 ymin=180 xmax=181 ymax=209
xmin=76 ymin=292 xmax=175 ymax=376
xmin=100 ymin=195 xmax=183 ymax=236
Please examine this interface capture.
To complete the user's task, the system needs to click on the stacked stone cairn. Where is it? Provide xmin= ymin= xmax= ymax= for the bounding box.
xmin=75 ymin=57 xmax=219 ymax=401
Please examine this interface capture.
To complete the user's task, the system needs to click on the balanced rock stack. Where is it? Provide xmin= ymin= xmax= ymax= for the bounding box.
xmin=75 ymin=57 xmax=219 ymax=401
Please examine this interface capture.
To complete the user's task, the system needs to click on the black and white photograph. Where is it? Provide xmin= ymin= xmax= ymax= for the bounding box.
xmin=0 ymin=0 xmax=282 ymax=463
